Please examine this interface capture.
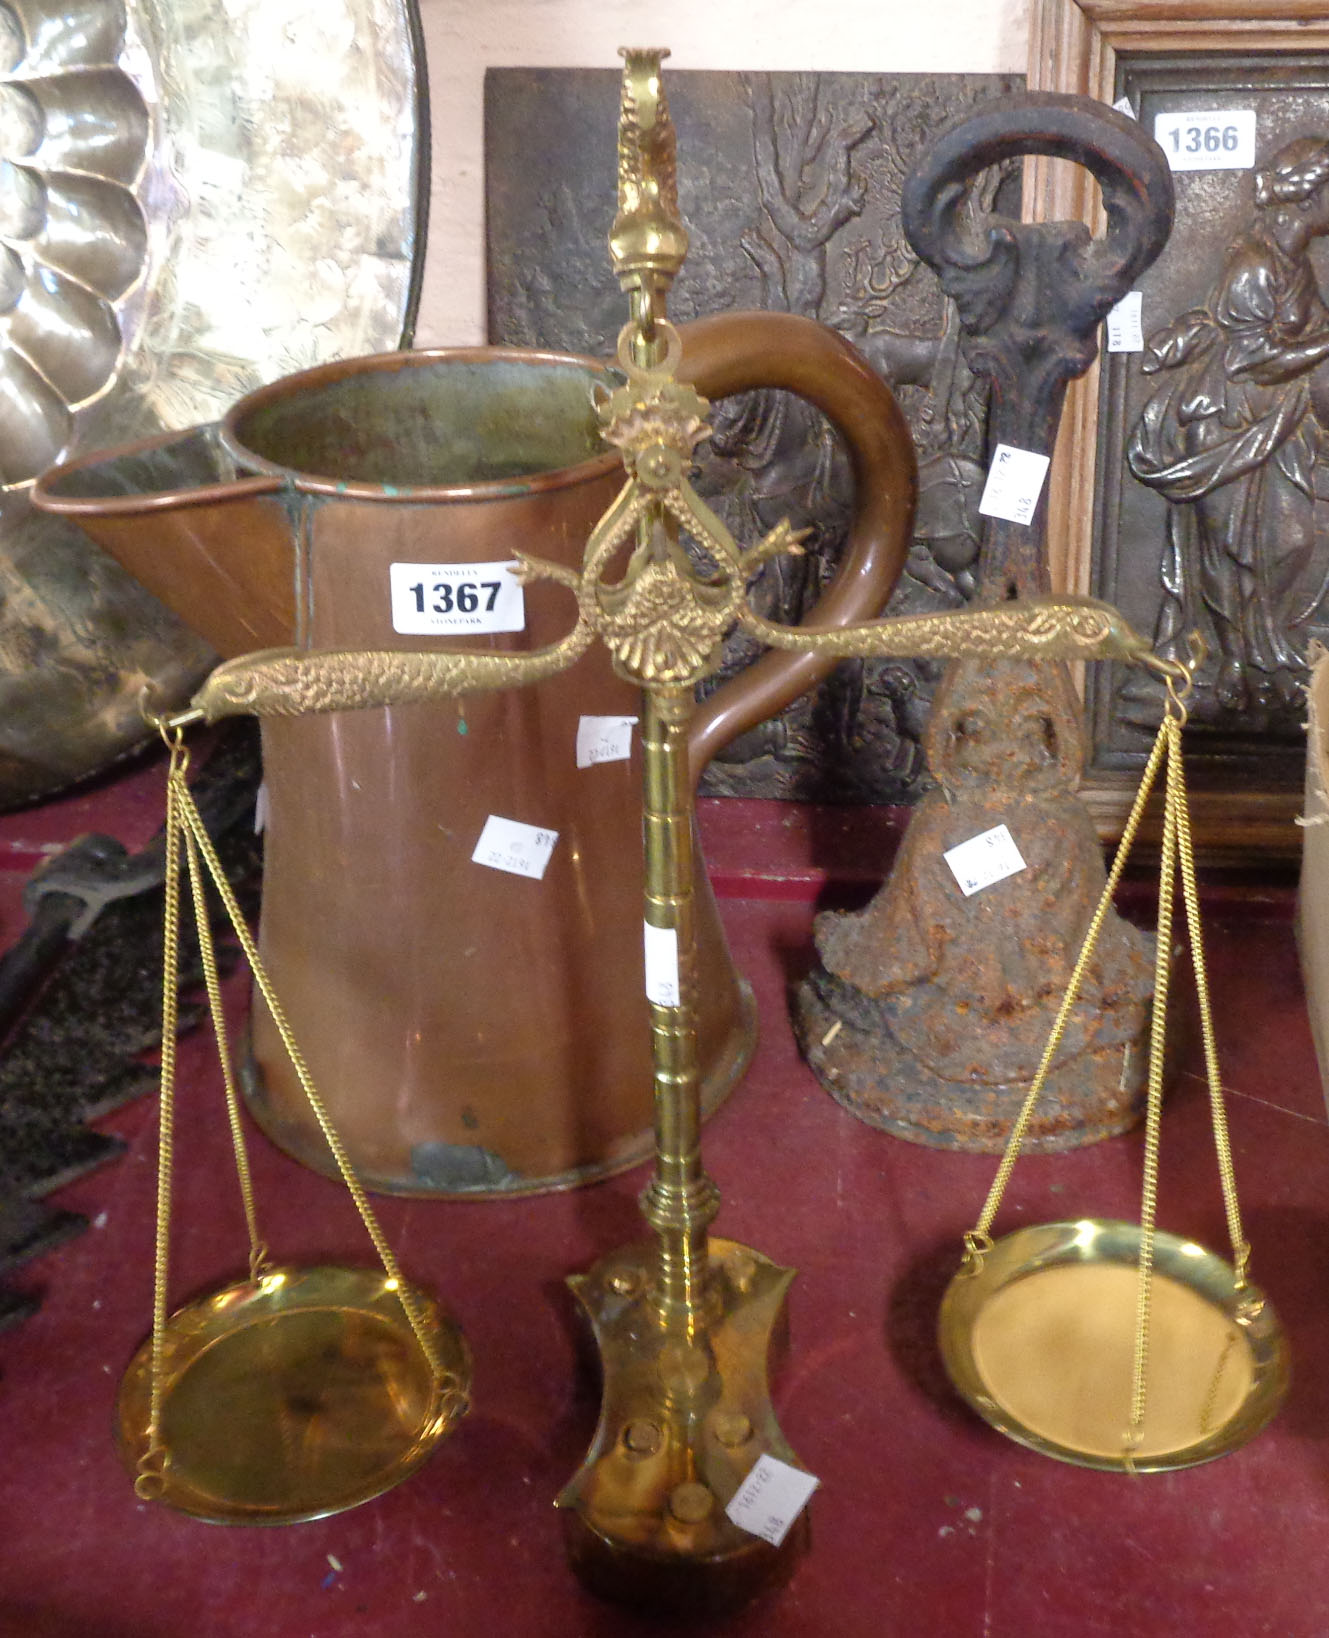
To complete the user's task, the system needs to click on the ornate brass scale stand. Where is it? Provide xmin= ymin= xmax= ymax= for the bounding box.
xmin=133 ymin=51 xmax=1226 ymax=1609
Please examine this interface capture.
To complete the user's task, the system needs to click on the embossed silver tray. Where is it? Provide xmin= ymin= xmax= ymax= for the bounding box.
xmin=0 ymin=0 xmax=426 ymax=802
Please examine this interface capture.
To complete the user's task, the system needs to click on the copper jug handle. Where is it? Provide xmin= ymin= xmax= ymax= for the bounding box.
xmin=675 ymin=310 xmax=916 ymax=788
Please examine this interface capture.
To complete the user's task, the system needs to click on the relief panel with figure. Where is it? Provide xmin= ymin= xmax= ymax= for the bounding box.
xmin=1093 ymin=58 xmax=1329 ymax=796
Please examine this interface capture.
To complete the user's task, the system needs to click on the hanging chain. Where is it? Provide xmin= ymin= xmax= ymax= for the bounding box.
xmin=167 ymin=767 xmax=456 ymax=1397
xmin=1170 ymin=729 xmax=1251 ymax=1291
xmin=958 ymin=646 xmax=1257 ymax=1468
xmin=964 ymin=713 xmax=1171 ymax=1258
xmin=1123 ymin=709 xmax=1182 ymax=1468
xmin=134 ymin=724 xmax=187 ymax=1501
xmin=181 ymin=820 xmax=269 ymax=1284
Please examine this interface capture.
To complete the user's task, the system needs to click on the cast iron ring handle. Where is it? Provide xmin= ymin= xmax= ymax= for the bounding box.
xmin=901 ymin=90 xmax=1175 ymax=342
xmin=676 ymin=309 xmax=918 ymax=789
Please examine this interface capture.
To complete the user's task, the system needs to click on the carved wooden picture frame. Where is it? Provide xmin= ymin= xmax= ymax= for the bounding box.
xmin=1029 ymin=0 xmax=1329 ymax=858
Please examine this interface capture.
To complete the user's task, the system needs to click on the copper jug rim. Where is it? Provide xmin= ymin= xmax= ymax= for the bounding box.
xmin=36 ymin=346 xmax=628 ymax=517
xmin=221 ymin=345 xmax=627 ymax=503
xmin=35 ymin=423 xmax=285 ymax=519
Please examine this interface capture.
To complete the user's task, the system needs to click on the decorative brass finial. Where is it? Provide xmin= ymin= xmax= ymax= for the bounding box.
xmin=609 ymin=47 xmax=689 ymax=309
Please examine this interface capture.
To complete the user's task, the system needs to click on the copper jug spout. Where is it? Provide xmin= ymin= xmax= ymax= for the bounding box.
xmin=34 ymin=423 xmax=295 ymax=657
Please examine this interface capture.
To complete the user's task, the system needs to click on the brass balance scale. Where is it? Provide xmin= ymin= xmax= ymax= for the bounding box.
xmin=118 ymin=49 xmax=1288 ymax=1608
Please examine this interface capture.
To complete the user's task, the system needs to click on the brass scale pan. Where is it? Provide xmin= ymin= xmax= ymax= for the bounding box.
xmin=940 ymin=1219 xmax=1288 ymax=1471
xmin=116 ymin=1265 xmax=469 ymax=1524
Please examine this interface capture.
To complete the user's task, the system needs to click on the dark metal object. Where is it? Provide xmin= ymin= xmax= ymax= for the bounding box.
xmin=900 ymin=93 xmax=1173 ymax=594
xmin=0 ymin=742 xmax=262 ymax=1046
xmin=0 ymin=723 xmax=261 ymax=1326
xmin=0 ymin=1195 xmax=83 ymax=1333
xmin=0 ymin=835 xmax=166 ymax=1043
xmin=485 ymin=68 xmax=1023 ymax=803
xmin=794 ymin=93 xmax=1175 ymax=1151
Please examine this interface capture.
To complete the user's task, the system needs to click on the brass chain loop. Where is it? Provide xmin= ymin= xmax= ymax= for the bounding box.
xmin=1197 ymin=1330 xmax=1239 ymax=1438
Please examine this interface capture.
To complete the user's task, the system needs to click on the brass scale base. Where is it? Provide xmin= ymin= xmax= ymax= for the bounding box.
xmin=558 ymin=1237 xmax=808 ymax=1615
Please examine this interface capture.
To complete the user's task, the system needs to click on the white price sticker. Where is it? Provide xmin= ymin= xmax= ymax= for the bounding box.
xmin=944 ymin=823 xmax=1027 ymax=898
xmin=1154 ymin=108 xmax=1255 ymax=172
xmin=1106 ymin=290 xmax=1144 ymax=353
xmin=390 ymin=560 xmax=525 ymax=635
xmin=471 ymin=815 xmax=558 ymax=880
xmin=1112 ymin=95 xmax=1136 ymax=119
xmin=576 ymin=715 xmax=638 ymax=768
xmin=725 ymin=1455 xmax=820 ymax=1547
xmin=643 ymin=922 xmax=680 ymax=1006
xmin=978 ymin=444 xmax=1050 ymax=527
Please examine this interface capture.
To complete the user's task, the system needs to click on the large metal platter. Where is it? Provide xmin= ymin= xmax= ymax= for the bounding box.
xmin=939 ymin=1219 xmax=1289 ymax=1472
xmin=0 ymin=0 xmax=426 ymax=804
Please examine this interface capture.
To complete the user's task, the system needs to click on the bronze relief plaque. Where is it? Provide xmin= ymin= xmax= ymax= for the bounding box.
xmin=486 ymin=69 xmax=1021 ymax=804
xmin=1092 ymin=55 xmax=1329 ymax=801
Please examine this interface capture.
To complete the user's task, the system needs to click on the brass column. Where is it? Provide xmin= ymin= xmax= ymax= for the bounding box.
xmin=639 ymin=686 xmax=721 ymax=1336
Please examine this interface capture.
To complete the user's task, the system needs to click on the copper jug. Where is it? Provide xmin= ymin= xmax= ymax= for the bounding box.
xmin=35 ymin=311 xmax=914 ymax=1195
